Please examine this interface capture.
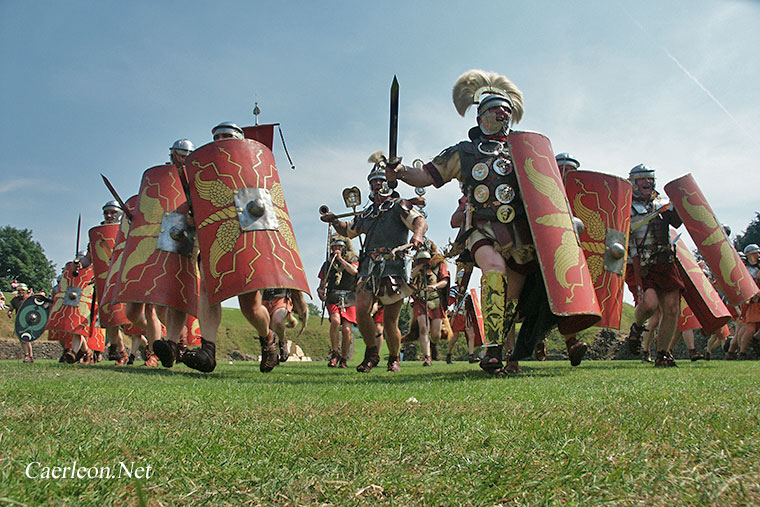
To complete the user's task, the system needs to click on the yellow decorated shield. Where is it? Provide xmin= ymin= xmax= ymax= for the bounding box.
xmin=564 ymin=170 xmax=632 ymax=328
xmin=664 ymin=174 xmax=759 ymax=306
xmin=509 ymin=131 xmax=601 ymax=334
xmin=186 ymin=138 xmax=310 ymax=306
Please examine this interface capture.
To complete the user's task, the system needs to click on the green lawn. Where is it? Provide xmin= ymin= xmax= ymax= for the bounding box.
xmin=1 ymin=359 xmax=758 ymax=505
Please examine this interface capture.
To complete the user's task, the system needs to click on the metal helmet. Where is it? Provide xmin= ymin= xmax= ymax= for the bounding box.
xmin=743 ymin=243 xmax=760 ymax=256
xmin=555 ymin=153 xmax=580 ymax=170
xmin=212 ymin=122 xmax=244 ymax=140
xmin=330 ymin=238 xmax=346 ymax=248
xmin=367 ymin=167 xmax=387 ymax=183
xmin=414 ymin=250 xmax=432 ymax=261
xmin=102 ymin=200 xmax=123 ymax=222
xmin=629 ymin=164 xmax=656 ymax=181
xmin=722 ymin=224 xmax=731 ymax=237
xmin=76 ymin=249 xmax=88 ymax=260
xmin=16 ymin=283 xmax=28 ymax=292
xmin=170 ymin=138 xmax=195 ymax=157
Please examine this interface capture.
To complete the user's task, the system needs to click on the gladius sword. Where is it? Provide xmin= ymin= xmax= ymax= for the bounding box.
xmin=100 ymin=174 xmax=134 ymax=222
xmin=387 ymin=75 xmax=400 ymax=189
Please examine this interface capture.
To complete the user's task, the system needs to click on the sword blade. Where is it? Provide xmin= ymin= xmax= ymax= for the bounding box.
xmin=75 ymin=214 xmax=81 ymax=258
xmin=389 ymin=75 xmax=399 ymax=161
xmin=100 ymin=173 xmax=134 ymax=221
xmin=387 ymin=76 xmax=400 ymax=190
xmin=174 ymin=165 xmax=194 ymax=214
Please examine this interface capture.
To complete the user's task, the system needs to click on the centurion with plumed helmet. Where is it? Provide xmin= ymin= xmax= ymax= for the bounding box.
xmin=385 ymin=69 xmax=601 ymax=375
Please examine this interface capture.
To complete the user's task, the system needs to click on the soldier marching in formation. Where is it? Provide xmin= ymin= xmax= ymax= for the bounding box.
xmin=12 ymin=71 xmax=760 ymax=371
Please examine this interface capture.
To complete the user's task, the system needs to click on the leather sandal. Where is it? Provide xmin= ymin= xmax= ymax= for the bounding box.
xmin=387 ymin=355 xmax=401 ymax=372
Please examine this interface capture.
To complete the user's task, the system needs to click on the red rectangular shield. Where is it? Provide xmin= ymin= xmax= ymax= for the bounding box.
xmin=664 ymin=174 xmax=759 ymax=306
xmin=509 ymin=131 xmax=601 ymax=334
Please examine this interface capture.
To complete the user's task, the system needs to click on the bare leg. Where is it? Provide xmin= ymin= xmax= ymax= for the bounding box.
xmin=340 ymin=319 xmax=353 ymax=361
xmin=417 ymin=313 xmax=431 ymax=363
xmin=239 ymin=291 xmax=269 ymax=338
xmin=654 ymin=289 xmax=680 ymax=366
xmin=382 ymin=300 xmax=404 ymax=358
xmin=374 ymin=322 xmax=384 ymax=350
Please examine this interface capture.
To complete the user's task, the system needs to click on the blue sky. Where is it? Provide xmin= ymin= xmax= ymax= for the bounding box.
xmin=2 ymin=0 xmax=759 ymax=304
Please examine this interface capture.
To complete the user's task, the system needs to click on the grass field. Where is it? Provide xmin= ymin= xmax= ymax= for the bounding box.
xmin=1 ymin=358 xmax=758 ymax=506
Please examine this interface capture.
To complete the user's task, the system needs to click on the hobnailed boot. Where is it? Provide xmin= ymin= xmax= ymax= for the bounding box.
xmin=534 ymin=340 xmax=547 ymax=361
xmin=107 ymin=344 xmax=120 ymax=361
xmin=153 ymin=339 xmax=180 ymax=368
xmin=327 ymin=350 xmax=339 ymax=368
xmin=565 ymin=337 xmax=588 ymax=367
xmin=654 ymin=350 xmax=677 ymax=367
xmin=115 ymin=347 xmax=129 ymax=366
xmin=279 ymin=336 xmax=289 ymax=363
xmin=480 ymin=344 xmax=504 ymax=375
xmin=183 ymin=338 xmax=217 ymax=373
xmin=259 ymin=331 xmax=279 ymax=373
xmin=422 ymin=355 xmax=432 ymax=367
xmin=387 ymin=355 xmax=401 ymax=372
xmin=627 ymin=322 xmax=646 ymax=356
xmin=356 ymin=346 xmax=380 ymax=373
xmin=688 ymin=348 xmax=704 ymax=362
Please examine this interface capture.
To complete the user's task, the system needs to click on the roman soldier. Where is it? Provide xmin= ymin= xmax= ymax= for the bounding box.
xmin=385 ymin=70 xmax=600 ymax=375
xmin=115 ymin=138 xmax=200 ymax=368
xmin=47 ymin=250 xmax=105 ymax=364
xmin=321 ymin=153 xmax=427 ymax=372
xmin=409 ymin=244 xmax=449 ymax=366
xmin=624 ymin=164 xmax=684 ymax=367
xmin=79 ymin=200 xmax=132 ymax=365
xmin=178 ymin=122 xmax=310 ymax=373
xmin=317 ymin=235 xmax=359 ymax=368
xmin=555 ymin=152 xmax=580 ymax=180
xmin=735 ymin=244 xmax=760 ymax=358
xmin=8 ymin=283 xmax=33 ymax=363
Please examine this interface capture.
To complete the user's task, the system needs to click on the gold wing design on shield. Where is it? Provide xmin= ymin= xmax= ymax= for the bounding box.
xmin=94 ymin=240 xmax=112 ymax=279
xmin=524 ymin=158 xmax=566 ymax=212
xmin=680 ymin=194 xmax=718 ymax=230
xmin=572 ymin=194 xmax=606 ymax=241
xmin=209 ymin=221 xmax=241 ymax=278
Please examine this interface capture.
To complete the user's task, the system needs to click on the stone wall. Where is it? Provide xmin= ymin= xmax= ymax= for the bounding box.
xmin=0 ymin=338 xmax=62 ymax=360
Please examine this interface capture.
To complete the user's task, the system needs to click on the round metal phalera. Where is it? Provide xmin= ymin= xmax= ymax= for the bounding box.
xmin=493 ymin=157 xmax=512 ymax=176
xmin=608 ymin=242 xmax=626 ymax=260
xmin=471 ymin=162 xmax=489 ymax=181
xmin=496 ymin=204 xmax=515 ymax=223
xmin=473 ymin=184 xmax=490 ymax=203
xmin=414 ymin=186 xmax=426 ymax=196
xmin=495 ymin=183 xmax=515 ymax=204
